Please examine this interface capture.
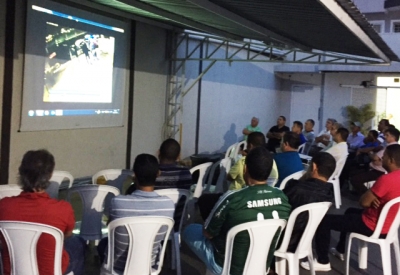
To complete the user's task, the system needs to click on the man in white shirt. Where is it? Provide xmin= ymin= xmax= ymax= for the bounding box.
xmin=350 ymin=127 xmax=400 ymax=195
xmin=325 ymin=127 xmax=349 ymax=162
xmin=309 ymin=118 xmax=336 ymax=156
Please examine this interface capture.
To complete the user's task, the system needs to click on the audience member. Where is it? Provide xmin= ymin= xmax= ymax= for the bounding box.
xmin=183 ymin=147 xmax=291 ymax=275
xmin=273 ymin=132 xmax=304 ymax=188
xmin=291 ymin=121 xmax=307 ymax=145
xmin=377 ymin=119 xmax=390 ymax=144
xmin=347 ymin=122 xmax=365 ymax=154
xmin=0 ymin=149 xmax=85 ymax=275
xmin=301 ymin=144 xmax=400 ymax=271
xmin=266 ymin=116 xmax=290 ymax=153
xmin=350 ymin=127 xmax=399 ymax=195
xmin=356 ymin=130 xmax=380 ymax=161
xmin=325 ymin=127 xmax=349 ymax=162
xmin=303 ymin=119 xmax=315 ymax=154
xmin=242 ymin=117 xmax=261 ymax=140
xmin=283 ymin=152 xmax=336 ymax=252
xmin=97 ymin=154 xmax=175 ymax=272
xmin=309 ymin=118 xmax=336 ymax=156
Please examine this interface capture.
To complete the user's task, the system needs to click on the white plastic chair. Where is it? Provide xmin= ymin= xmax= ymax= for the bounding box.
xmin=50 ymin=170 xmax=74 ymax=188
xmin=277 ymin=170 xmax=305 ymax=190
xmin=92 ymin=169 xmax=127 ymax=185
xmin=225 ymin=143 xmax=237 ymax=159
xmin=204 ymin=158 xmax=232 ymax=194
xmin=297 ymin=143 xmax=306 ymax=153
xmin=100 ymin=216 xmax=174 ymax=275
xmin=0 ymin=221 xmax=73 ymax=275
xmin=364 ymin=180 xmax=376 ymax=189
xmin=232 ymin=140 xmax=246 ymax=161
xmin=0 ymin=185 xmax=21 ymax=199
xmin=267 ymin=160 xmax=279 ymax=187
xmin=190 ymin=162 xmax=213 ymax=198
xmin=275 ymin=202 xmax=332 ymax=275
xmin=328 ymin=155 xmax=348 ymax=209
xmin=345 ymin=197 xmax=400 ymax=275
xmin=66 ymin=185 xmax=120 ymax=241
xmin=206 ymin=219 xmax=287 ymax=275
xmin=154 ymin=189 xmax=190 ymax=275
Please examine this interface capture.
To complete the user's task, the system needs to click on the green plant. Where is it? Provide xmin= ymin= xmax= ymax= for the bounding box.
xmin=344 ymin=103 xmax=376 ymax=134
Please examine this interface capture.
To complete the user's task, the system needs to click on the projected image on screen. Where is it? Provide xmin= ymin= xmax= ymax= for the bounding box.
xmin=44 ymin=24 xmax=115 ymax=103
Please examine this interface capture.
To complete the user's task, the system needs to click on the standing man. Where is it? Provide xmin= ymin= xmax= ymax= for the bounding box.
xmin=242 ymin=117 xmax=262 ymax=140
xmin=301 ymin=144 xmax=400 ymax=271
xmin=266 ymin=116 xmax=290 ymax=153
xmin=183 ymin=147 xmax=291 ymax=275
xmin=0 ymin=150 xmax=85 ymax=275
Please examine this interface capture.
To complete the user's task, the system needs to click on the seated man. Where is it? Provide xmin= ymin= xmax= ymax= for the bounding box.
xmin=350 ymin=127 xmax=400 ymax=195
xmin=291 ymin=121 xmax=307 ymax=145
xmin=309 ymin=118 xmax=336 ymax=156
xmin=0 ymin=149 xmax=85 ymax=275
xmin=183 ymin=147 xmax=291 ymax=275
xmin=283 ymin=152 xmax=336 ymax=252
xmin=325 ymin=127 xmax=349 ymax=162
xmin=347 ymin=122 xmax=365 ymax=155
xmin=242 ymin=117 xmax=262 ymax=140
xmin=273 ymin=132 xmax=304 ymax=188
xmin=98 ymin=154 xmax=175 ymax=272
xmin=266 ymin=116 xmax=290 ymax=153
xmin=301 ymin=144 xmax=400 ymax=271
xmin=302 ymin=119 xmax=315 ymax=155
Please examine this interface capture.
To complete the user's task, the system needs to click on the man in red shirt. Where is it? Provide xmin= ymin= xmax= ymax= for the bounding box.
xmin=0 ymin=149 xmax=85 ymax=275
xmin=301 ymin=144 xmax=400 ymax=271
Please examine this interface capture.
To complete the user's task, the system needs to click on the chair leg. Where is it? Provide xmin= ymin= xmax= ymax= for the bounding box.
xmin=333 ymin=179 xmax=341 ymax=209
xmin=380 ymin=243 xmax=392 ymax=275
xmin=358 ymin=240 xmax=368 ymax=269
xmin=275 ymin=257 xmax=286 ymax=275
xmin=171 ymin=236 xmax=176 ymax=270
xmin=174 ymin=233 xmax=181 ymax=275
xmin=393 ymin=238 xmax=400 ymax=275
xmin=308 ymin=253 xmax=315 ymax=275
xmin=345 ymin=237 xmax=353 ymax=275
xmin=287 ymin=257 xmax=299 ymax=275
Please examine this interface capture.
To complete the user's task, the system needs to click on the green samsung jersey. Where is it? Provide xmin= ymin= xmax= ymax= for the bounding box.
xmin=204 ymin=184 xmax=291 ymax=275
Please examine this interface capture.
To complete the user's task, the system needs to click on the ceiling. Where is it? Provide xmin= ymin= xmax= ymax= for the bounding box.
xmin=90 ymin=0 xmax=400 ymax=63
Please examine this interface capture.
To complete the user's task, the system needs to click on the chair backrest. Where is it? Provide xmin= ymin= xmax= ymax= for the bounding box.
xmin=278 ymin=170 xmax=305 ymax=190
xmin=216 ymin=157 xmax=232 ymax=193
xmin=370 ymin=196 xmax=400 ymax=240
xmin=0 ymin=221 xmax=64 ymax=275
xmin=297 ymin=143 xmax=305 ymax=153
xmin=0 ymin=185 xmax=22 ymax=199
xmin=50 ymin=170 xmax=74 ymax=188
xmin=92 ymin=169 xmax=125 ymax=185
xmin=204 ymin=160 xmax=222 ymax=193
xmin=190 ymin=162 xmax=213 ymax=198
xmin=276 ymin=202 xmax=331 ymax=258
xmin=233 ymin=141 xmax=247 ymax=160
xmin=154 ymin=188 xmax=190 ymax=233
xmin=103 ymin=216 xmax=174 ymax=275
xmin=329 ymin=155 xmax=347 ymax=181
xmin=221 ymin=219 xmax=287 ymax=275
xmin=225 ymin=143 xmax=237 ymax=159
xmin=66 ymin=185 xmax=120 ymax=241
xmin=267 ymin=160 xmax=279 ymax=186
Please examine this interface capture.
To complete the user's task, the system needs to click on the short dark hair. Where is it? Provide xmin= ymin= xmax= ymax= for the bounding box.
xmin=336 ymin=127 xmax=349 ymax=141
xmin=18 ymin=149 xmax=55 ymax=192
xmin=159 ymin=138 xmax=180 ymax=161
xmin=245 ymin=147 xmax=273 ymax=181
xmin=381 ymin=119 xmax=390 ymax=127
xmin=280 ymin=116 xmax=286 ymax=121
xmin=133 ymin=154 xmax=159 ymax=186
xmin=306 ymin=119 xmax=315 ymax=126
xmin=293 ymin=121 xmax=303 ymax=130
xmin=389 ymin=124 xmax=396 ymax=129
xmin=369 ymin=130 xmax=378 ymax=139
xmin=384 ymin=144 xmax=400 ymax=167
xmin=247 ymin=132 xmax=266 ymax=148
xmin=282 ymin=131 xmax=301 ymax=149
xmin=311 ymin=152 xmax=336 ymax=180
xmin=384 ymin=128 xmax=400 ymax=141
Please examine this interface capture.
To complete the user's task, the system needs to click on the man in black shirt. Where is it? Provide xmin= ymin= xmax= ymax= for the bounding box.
xmin=266 ymin=115 xmax=290 ymax=153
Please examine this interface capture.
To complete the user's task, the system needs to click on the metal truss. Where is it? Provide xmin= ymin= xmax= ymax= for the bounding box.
xmin=163 ymin=31 xmax=388 ymax=139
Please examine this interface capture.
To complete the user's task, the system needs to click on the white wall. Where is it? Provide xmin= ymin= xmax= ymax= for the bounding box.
xmin=0 ymin=0 xmax=5 ymax=136
xmin=352 ymin=0 xmax=385 ymax=13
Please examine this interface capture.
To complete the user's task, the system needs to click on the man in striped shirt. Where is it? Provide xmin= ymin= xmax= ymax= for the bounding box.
xmin=98 ymin=154 xmax=175 ymax=273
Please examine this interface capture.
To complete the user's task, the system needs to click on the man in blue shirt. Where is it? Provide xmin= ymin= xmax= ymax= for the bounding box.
xmin=292 ymin=121 xmax=307 ymax=145
xmin=273 ymin=132 xmax=304 ymax=187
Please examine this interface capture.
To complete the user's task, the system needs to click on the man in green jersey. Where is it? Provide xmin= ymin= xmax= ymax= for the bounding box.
xmin=183 ymin=147 xmax=291 ymax=275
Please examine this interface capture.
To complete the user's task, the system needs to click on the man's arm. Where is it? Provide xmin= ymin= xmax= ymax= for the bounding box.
xmin=243 ymin=128 xmax=252 ymax=135
xmin=64 ymin=230 xmax=73 ymax=238
xmin=360 ymin=190 xmax=380 ymax=209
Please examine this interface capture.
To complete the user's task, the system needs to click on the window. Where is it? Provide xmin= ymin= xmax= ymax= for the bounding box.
xmin=391 ymin=20 xmax=400 ymax=33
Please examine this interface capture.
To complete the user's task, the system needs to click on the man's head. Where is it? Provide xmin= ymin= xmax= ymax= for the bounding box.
xmin=251 ymin=117 xmax=259 ymax=128
xmin=333 ymin=127 xmax=349 ymax=143
xmin=18 ymin=149 xmax=55 ymax=192
xmin=325 ymin=118 xmax=336 ymax=131
xmin=304 ymin=119 xmax=315 ymax=132
xmin=277 ymin=116 xmax=286 ymax=127
xmin=350 ymin=122 xmax=362 ymax=134
xmin=330 ymin=122 xmax=344 ymax=136
xmin=378 ymin=119 xmax=390 ymax=132
xmin=244 ymin=146 xmax=273 ymax=184
xmin=133 ymin=154 xmax=159 ymax=186
xmin=281 ymin=131 xmax=301 ymax=151
xmin=159 ymin=138 xmax=180 ymax=163
xmin=292 ymin=121 xmax=303 ymax=134
xmin=384 ymin=128 xmax=400 ymax=143
xmin=247 ymin=132 xmax=266 ymax=151
xmin=382 ymin=144 xmax=400 ymax=173
xmin=310 ymin=152 xmax=336 ymax=181
xmin=368 ymin=130 xmax=378 ymax=141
